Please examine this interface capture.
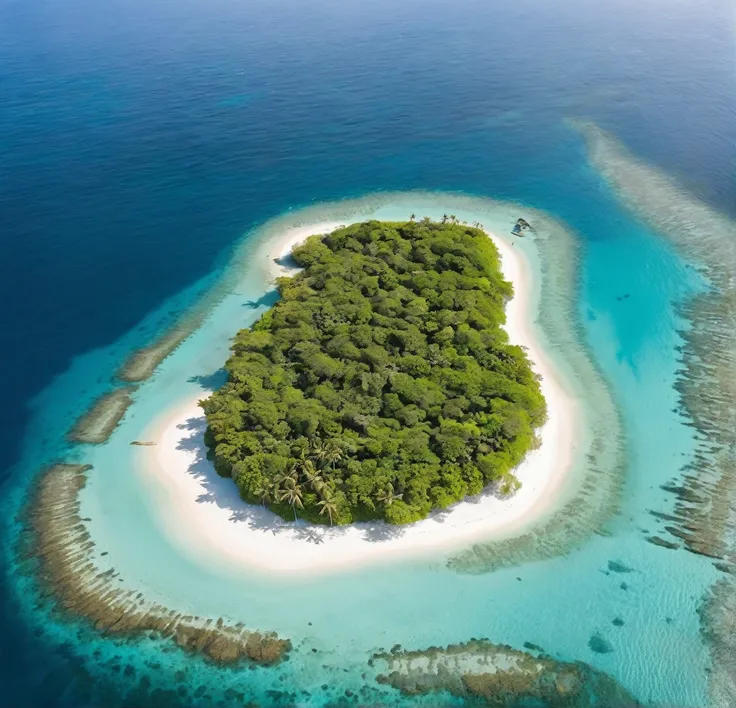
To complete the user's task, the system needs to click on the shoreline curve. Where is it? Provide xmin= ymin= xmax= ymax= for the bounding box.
xmin=136 ymin=222 xmax=582 ymax=575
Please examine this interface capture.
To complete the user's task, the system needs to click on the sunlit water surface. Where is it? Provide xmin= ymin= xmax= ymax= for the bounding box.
xmin=1 ymin=0 xmax=734 ymax=706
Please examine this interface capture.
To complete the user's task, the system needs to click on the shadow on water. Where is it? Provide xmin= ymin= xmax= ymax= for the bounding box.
xmin=243 ymin=289 xmax=280 ymax=309
xmin=174 ymin=415 xmax=408 ymax=544
xmin=273 ymin=253 xmax=298 ymax=271
xmin=187 ymin=370 xmax=228 ymax=392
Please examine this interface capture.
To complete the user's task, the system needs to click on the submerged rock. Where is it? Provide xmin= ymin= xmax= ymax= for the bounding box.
xmin=588 ymin=633 xmax=613 ymax=654
xmin=607 ymin=560 xmax=634 ymax=574
xmin=522 ymin=641 xmax=545 ymax=653
xmin=646 ymin=535 xmax=680 ymax=550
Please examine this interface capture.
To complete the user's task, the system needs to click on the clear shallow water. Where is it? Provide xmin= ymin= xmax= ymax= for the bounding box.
xmin=1 ymin=0 xmax=734 ymax=705
xmin=36 ymin=195 xmax=705 ymax=707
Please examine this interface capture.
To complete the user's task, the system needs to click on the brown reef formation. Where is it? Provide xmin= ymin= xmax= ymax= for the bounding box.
xmin=372 ymin=640 xmax=640 ymax=706
xmin=573 ymin=119 xmax=736 ymax=565
xmin=573 ymin=119 xmax=736 ymax=708
xmin=664 ymin=294 xmax=736 ymax=561
xmin=447 ymin=212 xmax=626 ymax=574
xmin=700 ymin=580 xmax=736 ymax=708
xmin=117 ymin=312 xmax=212 ymax=383
xmin=68 ymin=387 xmax=137 ymax=444
xmin=18 ymin=463 xmax=291 ymax=666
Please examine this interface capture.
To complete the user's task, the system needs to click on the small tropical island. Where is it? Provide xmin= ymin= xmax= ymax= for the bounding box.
xmin=202 ymin=220 xmax=546 ymax=525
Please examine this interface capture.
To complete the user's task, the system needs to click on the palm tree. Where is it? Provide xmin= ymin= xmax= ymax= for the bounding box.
xmin=253 ymin=481 xmax=275 ymax=508
xmin=376 ymin=482 xmax=403 ymax=507
xmin=310 ymin=438 xmax=329 ymax=467
xmin=277 ymin=477 xmax=304 ymax=521
xmin=442 ymin=214 xmax=448 ymax=223
xmin=317 ymin=490 xmax=338 ymax=526
xmin=409 ymin=213 xmax=416 ymax=221
xmin=324 ymin=442 xmax=344 ymax=472
xmin=278 ymin=467 xmax=298 ymax=487
xmin=300 ymin=459 xmax=324 ymax=492
xmin=449 ymin=214 xmax=457 ymax=223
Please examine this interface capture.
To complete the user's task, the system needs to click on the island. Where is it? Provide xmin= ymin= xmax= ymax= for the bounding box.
xmin=20 ymin=196 xmax=623 ymax=696
xmin=201 ymin=220 xmax=546 ymax=526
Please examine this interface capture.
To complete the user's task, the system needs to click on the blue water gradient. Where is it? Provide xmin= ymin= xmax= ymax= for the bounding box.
xmin=1 ymin=0 xmax=734 ymax=705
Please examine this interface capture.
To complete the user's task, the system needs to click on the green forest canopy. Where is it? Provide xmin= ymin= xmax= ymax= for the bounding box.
xmin=201 ymin=220 xmax=546 ymax=525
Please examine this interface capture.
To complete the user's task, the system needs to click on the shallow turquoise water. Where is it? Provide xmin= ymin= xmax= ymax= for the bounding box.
xmin=8 ymin=194 xmax=714 ymax=707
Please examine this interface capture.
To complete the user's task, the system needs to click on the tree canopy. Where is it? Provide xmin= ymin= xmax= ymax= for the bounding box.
xmin=201 ymin=220 xmax=546 ymax=525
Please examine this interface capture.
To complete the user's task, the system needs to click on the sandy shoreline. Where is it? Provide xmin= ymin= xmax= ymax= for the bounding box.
xmin=138 ymin=222 xmax=580 ymax=575
xmin=265 ymin=221 xmax=345 ymax=279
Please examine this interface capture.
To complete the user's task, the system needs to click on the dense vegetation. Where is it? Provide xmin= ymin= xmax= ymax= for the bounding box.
xmin=202 ymin=219 xmax=546 ymax=525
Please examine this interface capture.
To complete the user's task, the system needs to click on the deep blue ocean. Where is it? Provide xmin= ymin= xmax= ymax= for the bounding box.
xmin=1 ymin=0 xmax=734 ymax=705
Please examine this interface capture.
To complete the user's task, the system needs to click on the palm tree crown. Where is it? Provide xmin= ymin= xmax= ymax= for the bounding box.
xmin=317 ymin=489 xmax=338 ymax=526
xmin=253 ymin=481 xmax=275 ymax=507
xmin=277 ymin=477 xmax=304 ymax=520
xmin=301 ymin=459 xmax=324 ymax=492
xmin=324 ymin=442 xmax=343 ymax=471
xmin=376 ymin=482 xmax=402 ymax=507
xmin=310 ymin=438 xmax=330 ymax=466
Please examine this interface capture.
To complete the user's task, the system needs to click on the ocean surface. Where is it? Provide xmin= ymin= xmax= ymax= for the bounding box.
xmin=1 ymin=0 xmax=735 ymax=706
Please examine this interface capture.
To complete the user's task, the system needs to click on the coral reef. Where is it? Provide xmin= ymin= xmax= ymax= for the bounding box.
xmin=372 ymin=640 xmax=640 ymax=706
xmin=573 ymin=119 xmax=736 ymax=708
xmin=118 ymin=314 xmax=210 ymax=382
xmin=68 ymin=388 xmax=137 ymax=444
xmin=700 ymin=580 xmax=736 ymax=708
xmin=17 ymin=463 xmax=291 ymax=666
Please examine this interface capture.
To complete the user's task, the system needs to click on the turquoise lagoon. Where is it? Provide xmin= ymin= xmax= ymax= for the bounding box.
xmin=7 ymin=184 xmax=727 ymax=707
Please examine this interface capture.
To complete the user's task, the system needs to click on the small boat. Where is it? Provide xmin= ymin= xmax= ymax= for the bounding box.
xmin=511 ymin=217 xmax=532 ymax=236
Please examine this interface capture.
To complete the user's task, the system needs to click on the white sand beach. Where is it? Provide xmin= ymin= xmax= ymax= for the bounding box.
xmin=138 ymin=223 xmax=580 ymax=575
xmin=265 ymin=221 xmax=345 ymax=279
